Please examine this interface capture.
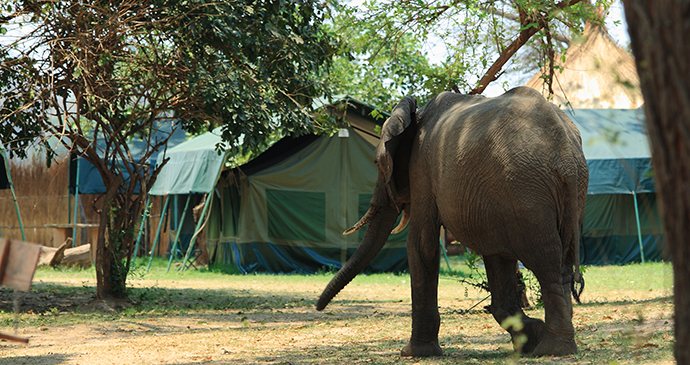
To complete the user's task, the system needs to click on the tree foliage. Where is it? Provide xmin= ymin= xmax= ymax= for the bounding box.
xmin=328 ymin=0 xmax=611 ymax=108
xmin=0 ymin=0 xmax=336 ymax=298
xmin=327 ymin=4 xmax=441 ymax=109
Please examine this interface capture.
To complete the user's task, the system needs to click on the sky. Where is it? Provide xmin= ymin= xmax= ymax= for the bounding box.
xmin=604 ymin=1 xmax=631 ymax=48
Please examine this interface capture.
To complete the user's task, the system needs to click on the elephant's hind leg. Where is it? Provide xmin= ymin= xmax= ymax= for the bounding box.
xmin=521 ymin=246 xmax=577 ymax=356
xmin=484 ymin=255 xmax=545 ymax=354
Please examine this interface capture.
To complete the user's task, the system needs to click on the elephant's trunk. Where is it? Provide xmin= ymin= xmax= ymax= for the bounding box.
xmin=316 ymin=205 xmax=399 ymax=311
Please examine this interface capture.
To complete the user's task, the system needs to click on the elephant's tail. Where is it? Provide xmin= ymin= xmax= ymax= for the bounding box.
xmin=571 ymin=271 xmax=585 ymax=303
xmin=559 ymin=156 xmax=588 ymax=305
xmin=562 ymin=198 xmax=585 ymax=303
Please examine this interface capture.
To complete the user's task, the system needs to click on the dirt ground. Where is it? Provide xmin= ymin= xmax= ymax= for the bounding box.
xmin=0 ymin=271 xmax=675 ymax=365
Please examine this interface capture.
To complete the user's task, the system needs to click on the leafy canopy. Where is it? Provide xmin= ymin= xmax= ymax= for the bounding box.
xmin=0 ymin=0 xmax=338 ymax=159
xmin=327 ymin=0 xmax=612 ymax=109
xmin=0 ymin=0 xmax=338 ymax=299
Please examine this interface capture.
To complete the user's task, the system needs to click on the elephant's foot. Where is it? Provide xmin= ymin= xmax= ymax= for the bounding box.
xmin=401 ymin=339 xmax=443 ymax=357
xmin=530 ymin=331 xmax=577 ymax=356
xmin=514 ymin=316 xmax=545 ymax=354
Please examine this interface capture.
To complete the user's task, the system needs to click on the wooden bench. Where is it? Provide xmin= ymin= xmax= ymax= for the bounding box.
xmin=44 ymin=224 xmax=99 ymax=263
xmin=44 ymin=223 xmax=99 ymax=248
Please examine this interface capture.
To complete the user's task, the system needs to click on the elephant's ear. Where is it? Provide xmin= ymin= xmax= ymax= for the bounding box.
xmin=374 ymin=96 xmax=417 ymax=207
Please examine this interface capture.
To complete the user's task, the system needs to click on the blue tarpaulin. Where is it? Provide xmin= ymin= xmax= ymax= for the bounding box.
xmin=69 ymin=122 xmax=187 ymax=194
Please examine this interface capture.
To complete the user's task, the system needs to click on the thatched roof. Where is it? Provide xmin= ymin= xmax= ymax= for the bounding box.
xmin=525 ymin=23 xmax=643 ymax=109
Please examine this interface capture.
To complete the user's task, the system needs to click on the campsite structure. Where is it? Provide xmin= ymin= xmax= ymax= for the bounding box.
xmin=148 ymin=97 xmax=409 ymax=273
xmin=565 ymin=109 xmax=663 ymax=264
xmin=163 ymin=22 xmax=663 ymax=270
xmin=525 ymin=20 xmax=643 ymax=109
xmin=148 ymin=89 xmax=664 ymax=272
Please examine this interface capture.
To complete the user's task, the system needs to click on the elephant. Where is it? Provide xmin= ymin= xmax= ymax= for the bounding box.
xmin=316 ymin=87 xmax=589 ymax=357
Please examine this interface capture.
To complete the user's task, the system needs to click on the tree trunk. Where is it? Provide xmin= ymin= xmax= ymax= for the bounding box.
xmin=95 ymin=186 xmax=121 ymax=299
xmin=621 ymin=2 xmax=690 ymax=364
xmin=94 ymin=181 xmax=146 ymax=299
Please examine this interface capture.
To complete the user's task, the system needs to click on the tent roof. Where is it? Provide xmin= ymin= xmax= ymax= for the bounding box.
xmin=568 ymin=108 xmax=654 ymax=194
xmin=525 ymin=24 xmax=643 ymax=109
xmin=238 ymin=134 xmax=321 ymax=177
xmin=234 ymin=96 xmax=386 ymax=177
xmin=72 ymin=121 xmax=187 ymax=194
xmin=569 ymin=108 xmax=649 ymax=160
xmin=150 ymin=96 xmax=385 ymax=196
xmin=84 ymin=120 xmax=187 ymax=162
xmin=149 ymin=127 xmax=228 ymax=195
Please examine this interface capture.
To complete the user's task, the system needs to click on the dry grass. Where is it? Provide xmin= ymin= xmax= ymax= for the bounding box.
xmin=0 ymin=261 xmax=675 ymax=364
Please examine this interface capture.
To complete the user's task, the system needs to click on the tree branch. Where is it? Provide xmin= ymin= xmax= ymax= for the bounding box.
xmin=480 ymin=5 xmax=571 ymax=44
xmin=467 ymin=0 xmax=583 ymax=95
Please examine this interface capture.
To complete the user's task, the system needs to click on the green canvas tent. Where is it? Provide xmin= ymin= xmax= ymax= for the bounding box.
xmin=205 ymin=130 xmax=410 ymax=274
xmin=205 ymin=99 xmax=409 ymax=274
xmin=147 ymin=127 xmax=229 ymax=268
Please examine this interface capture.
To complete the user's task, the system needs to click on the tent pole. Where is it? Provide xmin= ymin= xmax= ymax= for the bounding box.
xmin=131 ymin=194 xmax=151 ymax=267
xmin=167 ymin=193 xmax=192 ymax=272
xmin=146 ymin=195 xmax=170 ymax=273
xmin=67 ymin=185 xmax=71 ymax=225
xmin=632 ymin=191 xmax=645 ymax=263
xmin=180 ymin=191 xmax=212 ymax=271
xmin=2 ymin=149 xmax=25 ymax=241
xmin=71 ymin=157 xmax=80 ymax=247
xmin=181 ymin=153 xmax=226 ymax=271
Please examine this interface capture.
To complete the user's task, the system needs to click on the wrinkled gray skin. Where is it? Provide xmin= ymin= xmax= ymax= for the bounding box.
xmin=317 ymin=87 xmax=589 ymax=357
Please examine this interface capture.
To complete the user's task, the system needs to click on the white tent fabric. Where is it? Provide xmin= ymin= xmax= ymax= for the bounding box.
xmin=149 ymin=128 xmax=228 ymax=196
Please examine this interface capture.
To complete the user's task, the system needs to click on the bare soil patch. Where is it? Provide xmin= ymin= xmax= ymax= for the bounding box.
xmin=0 ymin=268 xmax=675 ymax=365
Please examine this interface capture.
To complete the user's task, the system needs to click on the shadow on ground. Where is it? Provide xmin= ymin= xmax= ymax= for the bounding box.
xmin=0 ymin=353 xmax=71 ymax=365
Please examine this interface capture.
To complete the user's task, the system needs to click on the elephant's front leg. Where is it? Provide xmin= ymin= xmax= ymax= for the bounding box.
xmin=401 ymin=218 xmax=443 ymax=357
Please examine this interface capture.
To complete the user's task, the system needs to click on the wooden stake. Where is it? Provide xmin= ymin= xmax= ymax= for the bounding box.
xmin=0 ymin=332 xmax=29 ymax=344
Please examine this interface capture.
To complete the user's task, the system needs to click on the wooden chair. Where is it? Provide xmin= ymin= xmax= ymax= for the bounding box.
xmin=0 ymin=238 xmax=42 ymax=343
